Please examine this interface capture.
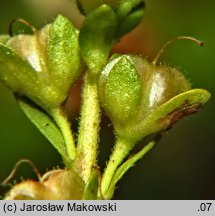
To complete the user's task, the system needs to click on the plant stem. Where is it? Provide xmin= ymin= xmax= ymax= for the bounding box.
xmin=75 ymin=73 xmax=100 ymax=183
xmin=50 ymin=108 xmax=76 ymax=162
xmin=101 ymin=138 xmax=134 ymax=196
xmin=104 ymin=140 xmax=156 ymax=199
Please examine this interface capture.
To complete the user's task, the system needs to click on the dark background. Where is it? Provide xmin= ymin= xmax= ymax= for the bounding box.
xmin=0 ymin=0 xmax=214 ymax=199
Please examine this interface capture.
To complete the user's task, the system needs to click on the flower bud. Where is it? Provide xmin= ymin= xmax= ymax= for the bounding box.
xmin=79 ymin=5 xmax=117 ymax=75
xmin=0 ymin=15 xmax=80 ymax=110
xmin=99 ymin=54 xmax=210 ymax=142
xmin=115 ymin=0 xmax=145 ymax=38
xmin=77 ymin=0 xmax=145 ymax=41
xmin=4 ymin=169 xmax=84 ymax=200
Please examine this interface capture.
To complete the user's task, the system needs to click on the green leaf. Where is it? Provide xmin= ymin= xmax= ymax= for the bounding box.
xmin=105 ymin=139 xmax=156 ymax=199
xmin=17 ymin=97 xmax=70 ymax=164
xmin=120 ymin=89 xmax=211 ymax=141
xmin=116 ymin=0 xmax=144 ymax=19
xmin=115 ymin=0 xmax=145 ymax=38
xmin=79 ymin=5 xmax=117 ymax=75
xmin=47 ymin=15 xmax=80 ymax=96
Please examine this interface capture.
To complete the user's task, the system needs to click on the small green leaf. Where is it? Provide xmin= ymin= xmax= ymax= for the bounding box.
xmin=105 ymin=139 xmax=156 ymax=199
xmin=79 ymin=5 xmax=117 ymax=75
xmin=116 ymin=0 xmax=144 ymax=19
xmin=47 ymin=15 xmax=80 ymax=97
xmin=115 ymin=0 xmax=145 ymax=38
xmin=17 ymin=97 xmax=70 ymax=164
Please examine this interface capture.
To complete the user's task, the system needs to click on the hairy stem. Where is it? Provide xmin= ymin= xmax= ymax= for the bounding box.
xmin=101 ymin=138 xmax=134 ymax=196
xmin=104 ymin=140 xmax=156 ymax=199
xmin=75 ymin=73 xmax=101 ymax=183
xmin=50 ymin=108 xmax=76 ymax=162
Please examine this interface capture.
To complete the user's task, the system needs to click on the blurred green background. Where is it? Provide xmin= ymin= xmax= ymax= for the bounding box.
xmin=0 ymin=0 xmax=214 ymax=199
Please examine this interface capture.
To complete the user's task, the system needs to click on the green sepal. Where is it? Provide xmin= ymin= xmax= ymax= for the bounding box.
xmin=17 ymin=97 xmax=70 ymax=165
xmin=79 ymin=5 xmax=117 ymax=75
xmin=47 ymin=15 xmax=80 ymax=99
xmin=82 ymin=168 xmax=100 ymax=200
xmin=0 ymin=35 xmax=10 ymax=43
xmin=2 ymin=15 xmax=81 ymax=110
xmin=0 ymin=43 xmax=62 ymax=110
xmin=99 ymin=55 xmax=142 ymax=124
xmin=119 ymin=89 xmax=211 ymax=142
xmin=104 ymin=139 xmax=156 ymax=199
xmin=0 ymin=44 xmax=44 ymax=102
xmin=115 ymin=0 xmax=145 ymax=38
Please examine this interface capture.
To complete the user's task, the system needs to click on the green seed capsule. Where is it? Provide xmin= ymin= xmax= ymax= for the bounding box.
xmin=99 ymin=52 xmax=210 ymax=142
xmin=0 ymin=15 xmax=80 ymax=110
xmin=136 ymin=60 xmax=191 ymax=118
